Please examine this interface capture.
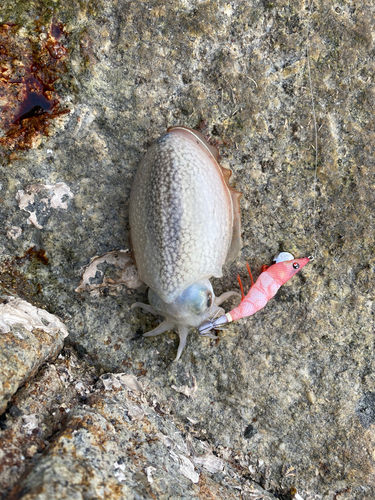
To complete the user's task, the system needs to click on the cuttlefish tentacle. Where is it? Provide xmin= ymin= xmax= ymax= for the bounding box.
xmin=176 ymin=325 xmax=189 ymax=361
xmin=132 ymin=302 xmax=174 ymax=339
xmin=214 ymin=291 xmax=241 ymax=306
xmin=142 ymin=319 xmax=175 ymax=338
xmin=132 ymin=308 xmax=188 ymax=361
xmin=131 ymin=302 xmax=158 ymax=315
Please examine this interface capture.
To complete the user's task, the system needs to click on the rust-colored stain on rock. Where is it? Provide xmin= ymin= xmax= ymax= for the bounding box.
xmin=0 ymin=21 xmax=70 ymax=152
xmin=14 ymin=246 xmax=49 ymax=266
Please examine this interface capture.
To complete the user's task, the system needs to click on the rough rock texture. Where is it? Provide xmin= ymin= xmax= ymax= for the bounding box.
xmin=0 ymin=295 xmax=68 ymax=414
xmin=0 ymin=348 xmax=275 ymax=500
xmin=0 ymin=0 xmax=374 ymax=499
xmin=4 ymin=362 xmax=274 ymax=500
xmin=0 ymin=349 xmax=98 ymax=498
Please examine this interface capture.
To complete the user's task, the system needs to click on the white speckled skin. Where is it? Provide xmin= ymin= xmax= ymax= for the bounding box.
xmin=129 ymin=126 xmax=241 ymax=359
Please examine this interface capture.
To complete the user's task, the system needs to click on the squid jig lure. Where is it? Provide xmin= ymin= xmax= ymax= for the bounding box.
xmin=198 ymin=252 xmax=313 ymax=336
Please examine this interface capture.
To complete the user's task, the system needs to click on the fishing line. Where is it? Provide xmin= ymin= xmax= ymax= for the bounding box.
xmin=306 ymin=0 xmax=319 ymax=258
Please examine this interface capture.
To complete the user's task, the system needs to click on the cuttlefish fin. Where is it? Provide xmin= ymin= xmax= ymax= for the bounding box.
xmin=225 ymin=187 xmax=242 ymax=264
xmin=167 ymin=126 xmax=220 ymax=161
xmin=218 ymin=163 xmax=242 ymax=264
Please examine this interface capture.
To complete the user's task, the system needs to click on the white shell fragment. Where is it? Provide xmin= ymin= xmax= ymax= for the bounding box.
xmin=145 ymin=466 xmax=156 ymax=483
xmin=291 ymin=490 xmax=305 ymax=500
xmin=22 ymin=414 xmax=39 ymax=434
xmin=113 ymin=462 xmax=126 ymax=482
xmin=0 ymin=297 xmax=68 ymax=337
xmin=119 ymin=373 xmax=144 ymax=392
xmin=75 ymin=250 xmax=143 ymax=294
xmin=178 ymin=455 xmax=200 ymax=484
xmin=6 ymin=226 xmax=22 ymax=240
xmin=193 ymin=453 xmax=225 ymax=474
xmin=273 ymin=251 xmax=294 ymax=263
xmin=127 ymin=404 xmax=145 ymax=421
xmin=171 ymin=375 xmax=197 ymax=398
xmin=15 ymin=182 xmax=74 ymax=229
xmin=158 ymin=432 xmax=199 ymax=483
xmin=100 ymin=373 xmax=143 ymax=392
xmin=169 ymin=452 xmax=199 ymax=484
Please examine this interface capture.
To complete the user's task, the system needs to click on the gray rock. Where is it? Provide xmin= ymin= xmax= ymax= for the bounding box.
xmin=2 ymin=352 xmax=273 ymax=500
xmin=0 ymin=349 xmax=97 ymax=498
xmin=0 ymin=296 xmax=68 ymax=414
xmin=0 ymin=0 xmax=375 ymax=499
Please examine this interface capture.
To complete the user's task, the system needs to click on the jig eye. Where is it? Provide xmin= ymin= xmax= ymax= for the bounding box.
xmin=293 ymin=262 xmax=300 ymax=269
xmin=206 ymin=293 xmax=213 ymax=309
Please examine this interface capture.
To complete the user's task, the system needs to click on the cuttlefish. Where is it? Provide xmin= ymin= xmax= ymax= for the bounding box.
xmin=129 ymin=126 xmax=241 ymax=360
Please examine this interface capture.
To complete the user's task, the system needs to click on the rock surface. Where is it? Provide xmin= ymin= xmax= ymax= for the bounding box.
xmin=0 ymin=0 xmax=374 ymax=499
xmin=4 ymin=358 xmax=275 ymax=500
xmin=0 ymin=349 xmax=97 ymax=498
xmin=0 ymin=295 xmax=68 ymax=414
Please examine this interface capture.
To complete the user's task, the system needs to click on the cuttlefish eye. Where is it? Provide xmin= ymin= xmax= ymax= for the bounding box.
xmin=181 ymin=283 xmax=213 ymax=315
xmin=206 ymin=293 xmax=213 ymax=309
xmin=293 ymin=262 xmax=300 ymax=269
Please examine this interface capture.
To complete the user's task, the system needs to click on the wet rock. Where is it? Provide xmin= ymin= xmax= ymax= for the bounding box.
xmin=0 ymin=21 xmax=70 ymax=152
